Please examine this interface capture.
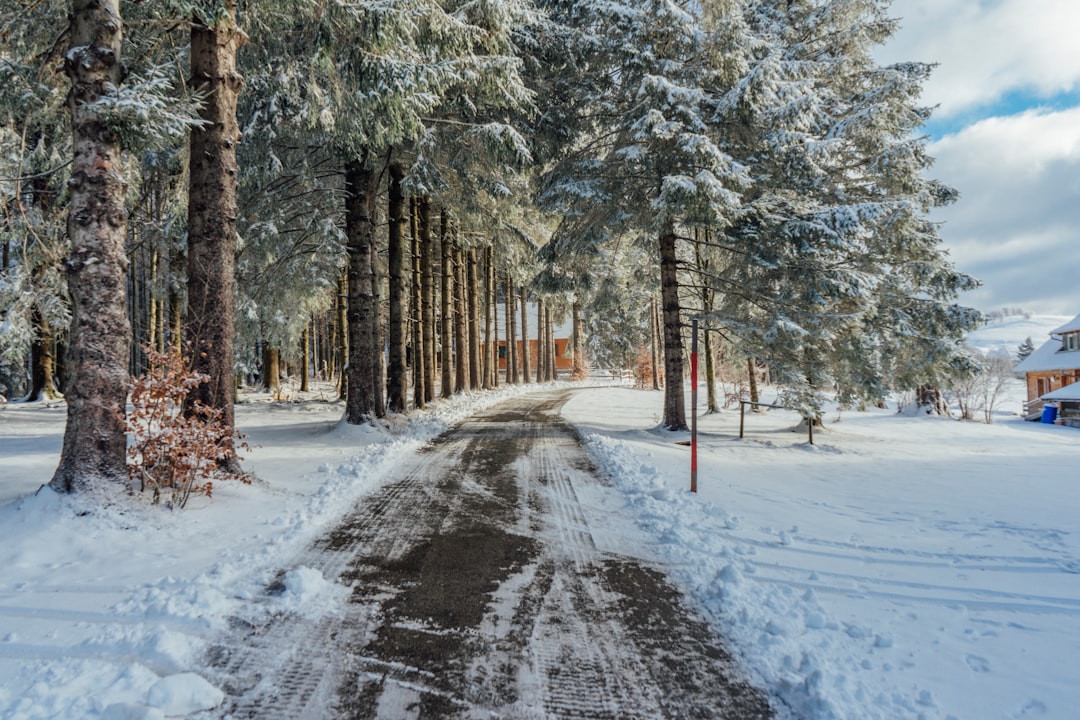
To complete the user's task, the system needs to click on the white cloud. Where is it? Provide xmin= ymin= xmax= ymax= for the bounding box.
xmin=929 ymin=107 xmax=1080 ymax=314
xmin=883 ymin=0 xmax=1080 ymax=116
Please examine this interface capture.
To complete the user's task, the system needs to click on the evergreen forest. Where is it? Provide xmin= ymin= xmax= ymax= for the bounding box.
xmin=0 ymin=0 xmax=981 ymax=492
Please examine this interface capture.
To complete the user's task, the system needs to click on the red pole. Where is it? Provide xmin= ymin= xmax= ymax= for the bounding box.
xmin=691 ymin=319 xmax=698 ymax=493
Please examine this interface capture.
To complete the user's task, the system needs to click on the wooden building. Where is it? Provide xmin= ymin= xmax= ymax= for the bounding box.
xmin=1015 ymin=313 xmax=1080 ymax=421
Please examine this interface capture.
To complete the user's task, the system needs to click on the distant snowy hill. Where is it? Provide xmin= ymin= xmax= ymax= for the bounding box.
xmin=966 ymin=313 xmax=1072 ymax=356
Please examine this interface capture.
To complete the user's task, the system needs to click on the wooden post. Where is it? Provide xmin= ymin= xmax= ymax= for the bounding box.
xmin=739 ymin=400 xmax=746 ymax=439
xmin=691 ymin=319 xmax=698 ymax=493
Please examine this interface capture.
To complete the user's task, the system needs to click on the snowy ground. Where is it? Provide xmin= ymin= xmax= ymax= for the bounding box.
xmin=563 ymin=383 xmax=1080 ymax=720
xmin=1 ymin=370 xmax=1078 ymax=719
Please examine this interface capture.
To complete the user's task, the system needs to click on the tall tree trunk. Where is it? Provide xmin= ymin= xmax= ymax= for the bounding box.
xmin=419 ymin=197 xmax=435 ymax=404
xmin=262 ymin=345 xmax=280 ymax=394
xmin=520 ymin=285 xmax=531 ymax=383
xmin=185 ymin=3 xmax=247 ymax=467
xmin=51 ymin=0 xmax=130 ymax=492
xmin=506 ymin=271 xmax=517 ymax=384
xmin=705 ymin=329 xmax=718 ymax=413
xmin=536 ymin=298 xmax=546 ymax=382
xmin=345 ymin=156 xmax=380 ymax=423
xmin=659 ymin=231 xmax=687 ymax=430
xmin=572 ymin=300 xmax=584 ymax=380
xmin=386 ymin=161 xmax=407 ymax=413
xmin=29 ymin=309 xmax=61 ymax=401
xmin=486 ymin=247 xmax=497 ymax=389
xmin=454 ymin=244 xmax=468 ymax=392
xmin=410 ymin=197 xmax=424 ymax=409
xmin=546 ymin=305 xmax=556 ymax=381
xmin=747 ymin=356 xmax=760 ymax=405
xmin=440 ymin=210 xmax=453 ymax=398
xmin=467 ymin=248 xmax=481 ymax=390
xmin=300 ymin=323 xmax=310 ymax=392
xmin=650 ymin=298 xmax=661 ymax=390
xmin=336 ymin=269 xmax=347 ymax=397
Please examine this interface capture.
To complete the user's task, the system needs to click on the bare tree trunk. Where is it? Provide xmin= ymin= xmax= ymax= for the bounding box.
xmin=440 ymin=209 xmax=453 ymax=398
xmin=659 ymin=231 xmax=687 ymax=430
xmin=345 ymin=156 xmax=380 ymax=423
xmin=386 ymin=161 xmax=407 ymax=413
xmin=454 ymin=243 xmax=469 ymax=392
xmin=506 ymin=271 xmax=517 ymax=384
xmin=650 ymin=298 xmax=660 ymax=391
xmin=571 ymin=300 xmax=584 ymax=380
xmin=409 ymin=196 xmax=423 ymax=409
xmin=747 ymin=356 xmax=760 ymax=405
xmin=546 ymin=305 xmax=556 ymax=381
xmin=420 ymin=197 xmax=436 ymax=404
xmin=486 ymin=247 xmax=497 ymax=388
xmin=51 ymin=0 xmax=131 ymax=491
xmin=185 ymin=3 xmax=247 ymax=467
xmin=467 ymin=248 xmax=481 ymax=390
xmin=536 ymin=298 xmax=546 ymax=382
xmin=300 ymin=323 xmax=310 ymax=392
xmin=336 ymin=269 xmax=347 ymax=397
xmin=29 ymin=309 xmax=61 ymax=401
xmin=520 ymin=285 xmax=531 ymax=383
xmin=262 ymin=345 xmax=280 ymax=394
xmin=704 ymin=330 xmax=718 ymax=413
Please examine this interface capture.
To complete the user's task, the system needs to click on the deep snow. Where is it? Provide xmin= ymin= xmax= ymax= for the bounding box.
xmin=1 ymin=333 xmax=1078 ymax=719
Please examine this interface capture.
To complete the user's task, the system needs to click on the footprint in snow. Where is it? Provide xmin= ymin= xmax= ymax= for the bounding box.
xmin=965 ymin=654 xmax=990 ymax=673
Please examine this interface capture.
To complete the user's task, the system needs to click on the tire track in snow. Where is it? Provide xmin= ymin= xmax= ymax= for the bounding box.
xmin=200 ymin=389 xmax=773 ymax=719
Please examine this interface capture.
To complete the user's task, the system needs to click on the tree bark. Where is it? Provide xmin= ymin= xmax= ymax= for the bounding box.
xmin=419 ymin=197 xmax=436 ymax=404
xmin=336 ymin=269 xmax=347 ymax=397
xmin=410 ymin=197 xmax=424 ymax=409
xmin=486 ymin=247 xmax=497 ymax=389
xmin=345 ymin=156 xmax=380 ymax=423
xmin=440 ymin=210 xmax=453 ymax=398
xmin=520 ymin=285 xmax=531 ymax=383
xmin=546 ymin=305 xmax=556 ymax=381
xmin=386 ymin=161 xmax=407 ymax=413
xmin=300 ymin=323 xmax=310 ymax=392
xmin=454 ymin=243 xmax=469 ymax=392
xmin=747 ymin=356 xmax=760 ymax=405
xmin=185 ymin=3 xmax=247 ymax=466
xmin=506 ymin=271 xmax=517 ymax=384
xmin=29 ymin=309 xmax=61 ymax=401
xmin=262 ymin=345 xmax=280 ymax=394
xmin=537 ymin=298 xmax=546 ymax=382
xmin=51 ymin=0 xmax=131 ymax=492
xmin=650 ymin=298 xmax=661 ymax=390
xmin=467 ymin=248 xmax=481 ymax=390
xmin=571 ymin=300 xmax=584 ymax=380
xmin=659 ymin=231 xmax=687 ymax=430
xmin=705 ymin=329 xmax=718 ymax=413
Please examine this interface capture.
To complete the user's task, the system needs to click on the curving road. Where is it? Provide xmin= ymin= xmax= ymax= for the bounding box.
xmin=204 ymin=389 xmax=773 ymax=719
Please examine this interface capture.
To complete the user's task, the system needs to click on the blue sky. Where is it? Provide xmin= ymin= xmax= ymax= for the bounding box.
xmin=880 ymin=0 xmax=1080 ymax=316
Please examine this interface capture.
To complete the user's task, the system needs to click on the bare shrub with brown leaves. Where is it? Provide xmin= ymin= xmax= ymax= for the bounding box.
xmin=124 ymin=346 xmax=250 ymax=508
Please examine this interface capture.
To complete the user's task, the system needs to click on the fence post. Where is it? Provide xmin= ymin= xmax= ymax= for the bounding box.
xmin=690 ymin=319 xmax=698 ymax=493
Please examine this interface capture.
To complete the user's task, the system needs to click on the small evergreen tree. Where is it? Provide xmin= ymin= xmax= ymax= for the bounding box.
xmin=1017 ymin=336 xmax=1035 ymax=363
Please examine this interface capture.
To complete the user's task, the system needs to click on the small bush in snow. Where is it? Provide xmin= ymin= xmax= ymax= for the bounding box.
xmin=124 ymin=346 xmax=250 ymax=508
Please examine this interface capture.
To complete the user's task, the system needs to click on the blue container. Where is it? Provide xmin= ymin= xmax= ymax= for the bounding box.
xmin=1041 ymin=404 xmax=1058 ymax=423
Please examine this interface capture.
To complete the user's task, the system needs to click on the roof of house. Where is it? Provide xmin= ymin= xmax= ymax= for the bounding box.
xmin=1015 ymin=312 xmax=1080 ymax=373
xmin=1015 ymin=335 xmax=1080 ymax=373
xmin=1041 ymin=384 xmax=1080 ymax=401
xmin=1050 ymin=313 xmax=1080 ymax=335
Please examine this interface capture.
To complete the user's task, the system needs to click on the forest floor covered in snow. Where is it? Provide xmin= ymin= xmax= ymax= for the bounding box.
xmin=1 ymin=370 xmax=1078 ymax=719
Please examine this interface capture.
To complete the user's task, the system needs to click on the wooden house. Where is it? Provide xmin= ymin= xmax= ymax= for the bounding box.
xmin=1015 ymin=313 xmax=1080 ymax=422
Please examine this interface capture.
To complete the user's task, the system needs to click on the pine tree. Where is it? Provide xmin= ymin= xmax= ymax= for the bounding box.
xmin=1017 ymin=336 xmax=1035 ymax=363
xmin=185 ymin=1 xmax=247 ymax=468
xmin=50 ymin=0 xmax=131 ymax=491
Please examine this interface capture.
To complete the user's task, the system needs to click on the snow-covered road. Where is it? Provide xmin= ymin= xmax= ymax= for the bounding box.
xmin=199 ymin=389 xmax=771 ymax=719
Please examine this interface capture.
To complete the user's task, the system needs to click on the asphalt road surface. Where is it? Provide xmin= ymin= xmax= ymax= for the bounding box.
xmin=203 ymin=389 xmax=774 ymax=719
